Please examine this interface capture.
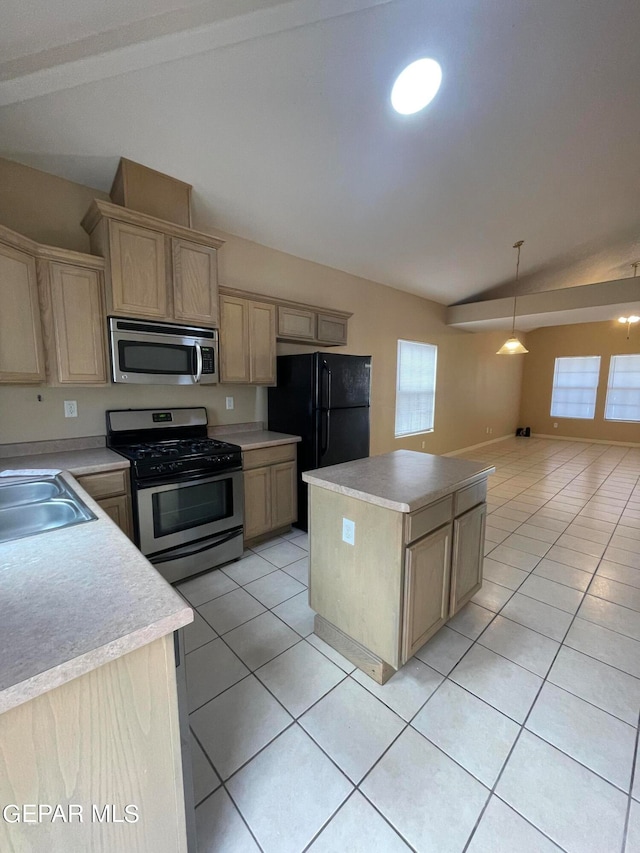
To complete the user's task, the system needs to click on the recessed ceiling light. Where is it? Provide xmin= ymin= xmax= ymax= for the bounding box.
xmin=391 ymin=58 xmax=442 ymax=115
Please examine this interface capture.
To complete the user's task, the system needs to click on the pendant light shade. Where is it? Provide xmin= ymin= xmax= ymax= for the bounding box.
xmin=497 ymin=336 xmax=528 ymax=354
xmin=497 ymin=240 xmax=528 ymax=355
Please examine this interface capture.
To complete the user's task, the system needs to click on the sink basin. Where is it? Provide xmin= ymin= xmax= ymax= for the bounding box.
xmin=0 ymin=479 xmax=64 ymax=508
xmin=0 ymin=475 xmax=96 ymax=544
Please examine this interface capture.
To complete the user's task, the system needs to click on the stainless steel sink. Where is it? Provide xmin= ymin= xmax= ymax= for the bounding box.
xmin=0 ymin=479 xmax=64 ymax=508
xmin=0 ymin=475 xmax=96 ymax=544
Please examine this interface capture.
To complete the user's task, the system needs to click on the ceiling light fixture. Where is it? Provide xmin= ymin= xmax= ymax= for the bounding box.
xmin=391 ymin=58 xmax=442 ymax=115
xmin=497 ymin=240 xmax=529 ymax=355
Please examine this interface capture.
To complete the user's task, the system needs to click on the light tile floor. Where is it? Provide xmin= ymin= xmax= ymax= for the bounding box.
xmin=179 ymin=438 xmax=640 ymax=853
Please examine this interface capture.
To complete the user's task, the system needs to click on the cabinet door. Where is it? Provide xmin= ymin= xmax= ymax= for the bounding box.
xmin=277 ymin=306 xmax=315 ymax=340
xmin=317 ymin=313 xmax=348 ymax=345
xmin=450 ymin=503 xmax=486 ymax=615
xmin=219 ymin=295 xmax=250 ymax=383
xmin=48 ymin=262 xmax=107 ymax=384
xmin=172 ymin=238 xmax=219 ymax=326
xmin=108 ymin=220 xmax=167 ymax=318
xmin=0 ymin=243 xmax=45 ymax=383
xmin=402 ymin=524 xmax=451 ymax=663
xmin=270 ymin=461 xmax=297 ymax=529
xmin=249 ymin=301 xmax=276 ymax=385
xmin=243 ymin=467 xmax=272 ymax=539
xmin=98 ymin=494 xmax=133 ymax=540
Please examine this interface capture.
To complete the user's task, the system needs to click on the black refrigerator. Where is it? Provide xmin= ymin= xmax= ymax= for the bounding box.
xmin=268 ymin=352 xmax=371 ymax=530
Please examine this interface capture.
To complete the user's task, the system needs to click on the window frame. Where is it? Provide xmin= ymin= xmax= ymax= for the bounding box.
xmin=604 ymin=353 xmax=640 ymax=423
xmin=394 ymin=339 xmax=438 ymax=438
xmin=549 ymin=355 xmax=601 ymax=420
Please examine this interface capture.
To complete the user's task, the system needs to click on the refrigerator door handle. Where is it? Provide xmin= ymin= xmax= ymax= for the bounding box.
xmin=321 ymin=360 xmax=332 ymax=409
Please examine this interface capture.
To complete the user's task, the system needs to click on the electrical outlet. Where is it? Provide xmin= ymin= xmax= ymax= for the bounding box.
xmin=225 ymin=396 xmax=234 ymax=410
xmin=421 ymin=440 xmax=425 ymax=449
xmin=342 ymin=518 xmax=355 ymax=546
xmin=486 ymin=426 xmax=490 ymax=434
xmin=64 ymin=400 xmax=77 ymax=418
xmin=553 ymin=422 xmax=558 ymax=428
xmin=489 ymin=427 xmax=493 ymax=434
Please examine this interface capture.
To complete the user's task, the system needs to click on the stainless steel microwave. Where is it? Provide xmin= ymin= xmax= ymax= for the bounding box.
xmin=109 ymin=318 xmax=219 ymax=385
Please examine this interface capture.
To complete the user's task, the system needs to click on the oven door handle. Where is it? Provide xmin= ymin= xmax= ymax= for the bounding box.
xmin=193 ymin=342 xmax=203 ymax=384
xmin=151 ymin=527 xmax=243 ymax=564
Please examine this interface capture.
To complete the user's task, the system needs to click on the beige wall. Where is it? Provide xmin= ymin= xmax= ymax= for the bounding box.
xmin=519 ymin=320 xmax=640 ymax=444
xmin=0 ymin=157 xmax=524 ymax=451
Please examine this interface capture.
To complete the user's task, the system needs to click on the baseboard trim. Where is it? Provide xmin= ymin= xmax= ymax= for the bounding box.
xmin=444 ymin=434 xmax=514 ymax=457
xmin=532 ymin=433 xmax=640 ymax=448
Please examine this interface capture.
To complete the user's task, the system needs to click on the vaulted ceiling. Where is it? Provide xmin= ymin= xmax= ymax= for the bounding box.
xmin=1 ymin=0 xmax=639 ymax=306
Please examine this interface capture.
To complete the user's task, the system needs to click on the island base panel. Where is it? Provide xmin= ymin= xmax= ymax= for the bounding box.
xmin=314 ymin=615 xmax=396 ymax=684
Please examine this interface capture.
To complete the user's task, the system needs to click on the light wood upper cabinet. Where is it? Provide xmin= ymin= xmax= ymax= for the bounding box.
xmin=278 ymin=305 xmax=315 ymax=340
xmin=0 ymin=239 xmax=45 ymax=383
xmin=40 ymin=258 xmax=107 ymax=385
xmin=219 ymin=295 xmax=276 ymax=385
xmin=317 ymin=312 xmax=348 ymax=345
xmin=249 ymin=301 xmax=276 ymax=385
xmin=108 ymin=219 xmax=167 ymax=319
xmin=82 ymin=200 xmax=224 ymax=326
xmin=450 ymin=502 xmax=486 ymax=614
xmin=402 ymin=524 xmax=451 ymax=663
xmin=172 ymin=238 xmax=218 ymax=326
xmin=219 ymin=295 xmax=250 ymax=382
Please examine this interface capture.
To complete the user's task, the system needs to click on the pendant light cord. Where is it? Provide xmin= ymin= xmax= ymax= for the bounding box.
xmin=511 ymin=240 xmax=524 ymax=336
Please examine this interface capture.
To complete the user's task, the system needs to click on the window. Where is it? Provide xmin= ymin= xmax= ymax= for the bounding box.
xmin=550 ymin=356 xmax=601 ymax=419
xmin=395 ymin=340 xmax=437 ymax=437
xmin=605 ymin=354 xmax=640 ymax=422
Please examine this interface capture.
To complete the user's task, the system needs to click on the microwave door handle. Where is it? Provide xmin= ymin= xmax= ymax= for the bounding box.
xmin=193 ymin=342 xmax=203 ymax=383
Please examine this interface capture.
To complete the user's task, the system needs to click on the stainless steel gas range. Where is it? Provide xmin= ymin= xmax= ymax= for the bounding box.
xmin=106 ymin=407 xmax=243 ymax=583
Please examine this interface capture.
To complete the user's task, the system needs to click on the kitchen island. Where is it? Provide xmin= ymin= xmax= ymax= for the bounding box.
xmin=0 ymin=468 xmax=192 ymax=852
xmin=302 ymin=450 xmax=494 ymax=683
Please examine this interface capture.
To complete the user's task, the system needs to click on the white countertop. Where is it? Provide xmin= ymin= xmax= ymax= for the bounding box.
xmin=302 ymin=450 xmax=495 ymax=512
xmin=0 ymin=470 xmax=192 ymax=715
xmin=214 ymin=429 xmax=301 ymax=451
xmin=1 ymin=447 xmax=129 ymax=476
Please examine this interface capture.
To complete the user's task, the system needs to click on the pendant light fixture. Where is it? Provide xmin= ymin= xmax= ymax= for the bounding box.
xmin=618 ymin=261 xmax=640 ymax=339
xmin=497 ymin=240 xmax=529 ymax=355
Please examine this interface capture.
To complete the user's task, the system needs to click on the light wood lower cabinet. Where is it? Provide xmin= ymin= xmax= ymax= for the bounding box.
xmin=402 ymin=524 xmax=451 ymax=661
xmin=76 ymin=468 xmax=134 ymax=540
xmin=243 ymin=467 xmax=272 ymax=539
xmin=450 ymin=502 xmax=486 ymax=614
xmin=0 ymin=634 xmax=187 ymax=852
xmin=99 ymin=494 xmax=134 ymax=539
xmin=243 ymin=445 xmax=297 ymax=542
xmin=219 ymin=294 xmax=276 ymax=385
xmin=308 ymin=477 xmax=489 ymax=683
xmin=0 ymin=238 xmax=45 ymax=383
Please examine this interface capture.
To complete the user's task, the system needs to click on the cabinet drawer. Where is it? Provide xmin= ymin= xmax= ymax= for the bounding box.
xmin=77 ymin=468 xmax=128 ymax=499
xmin=454 ymin=480 xmax=487 ymax=516
xmin=405 ymin=496 xmax=453 ymax=544
xmin=243 ymin=443 xmax=297 ymax=470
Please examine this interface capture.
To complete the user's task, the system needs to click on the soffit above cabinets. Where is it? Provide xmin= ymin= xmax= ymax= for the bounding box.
xmin=446 ymin=278 xmax=640 ymax=332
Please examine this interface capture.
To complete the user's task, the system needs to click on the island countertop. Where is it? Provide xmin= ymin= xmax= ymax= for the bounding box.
xmin=302 ymin=449 xmax=495 ymax=513
xmin=0 ymin=470 xmax=192 ymax=715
